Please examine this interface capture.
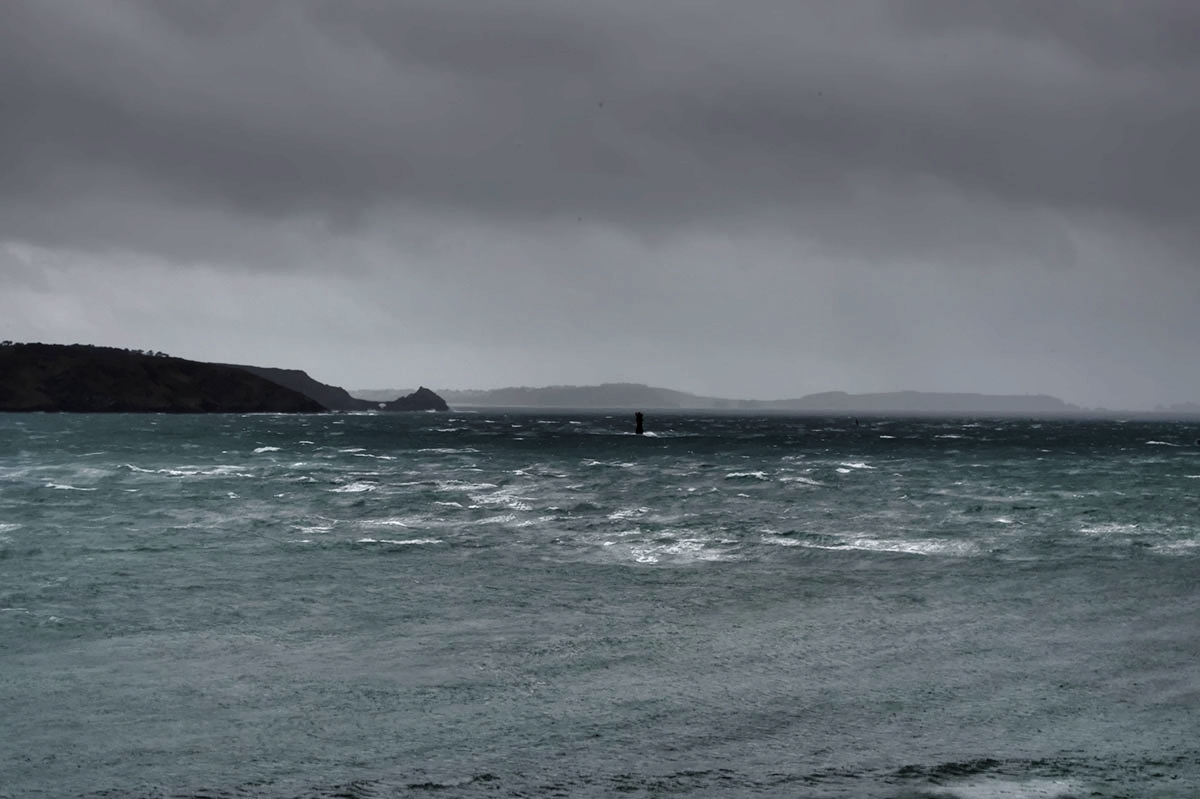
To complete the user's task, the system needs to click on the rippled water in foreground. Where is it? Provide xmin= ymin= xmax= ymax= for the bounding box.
xmin=2 ymin=411 xmax=1198 ymax=798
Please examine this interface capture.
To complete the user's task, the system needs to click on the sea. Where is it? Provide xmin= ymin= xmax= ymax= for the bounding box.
xmin=1 ymin=411 xmax=1198 ymax=799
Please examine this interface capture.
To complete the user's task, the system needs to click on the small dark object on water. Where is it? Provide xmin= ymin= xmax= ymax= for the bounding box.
xmin=635 ymin=412 xmax=644 ymax=435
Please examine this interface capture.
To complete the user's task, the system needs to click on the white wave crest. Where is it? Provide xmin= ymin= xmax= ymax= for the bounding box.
xmin=361 ymin=518 xmax=413 ymax=527
xmin=841 ymin=537 xmax=976 ymax=556
xmin=124 ymin=464 xmax=251 ymax=478
xmin=330 ymin=482 xmax=377 ymax=493
xmin=355 ymin=537 xmax=441 ymax=545
xmin=469 ymin=486 xmax=533 ymax=511
xmin=783 ymin=535 xmax=976 ymax=556
xmin=725 ymin=471 xmax=769 ymax=480
xmin=1079 ymin=522 xmax=1139 ymax=536
xmin=607 ymin=507 xmax=649 ymax=521
xmin=778 ymin=475 xmax=824 ymax=486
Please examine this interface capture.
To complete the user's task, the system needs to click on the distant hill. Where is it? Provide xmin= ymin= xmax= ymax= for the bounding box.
xmin=0 ymin=343 xmax=324 ymax=413
xmin=437 ymin=383 xmax=720 ymax=409
xmin=759 ymin=390 xmax=1078 ymax=415
xmin=352 ymin=383 xmax=1079 ymax=415
xmin=354 ymin=384 xmax=726 ymax=408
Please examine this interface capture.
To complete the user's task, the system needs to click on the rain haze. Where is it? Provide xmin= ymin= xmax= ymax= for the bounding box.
xmin=2 ymin=0 xmax=1197 ymax=410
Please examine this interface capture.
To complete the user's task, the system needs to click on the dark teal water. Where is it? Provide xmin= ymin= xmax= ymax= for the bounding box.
xmin=1 ymin=412 xmax=1198 ymax=798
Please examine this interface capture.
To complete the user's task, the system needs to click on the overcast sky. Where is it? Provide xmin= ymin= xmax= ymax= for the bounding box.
xmin=2 ymin=0 xmax=1198 ymax=408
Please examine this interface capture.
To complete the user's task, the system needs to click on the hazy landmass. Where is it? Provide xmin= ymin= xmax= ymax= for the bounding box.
xmin=1155 ymin=402 xmax=1200 ymax=416
xmin=354 ymin=383 xmax=1081 ymax=415
xmin=0 ymin=343 xmax=323 ymax=413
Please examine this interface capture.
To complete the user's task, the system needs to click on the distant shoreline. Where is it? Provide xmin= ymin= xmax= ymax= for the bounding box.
xmin=354 ymin=384 xmax=1106 ymax=416
xmin=429 ymin=404 xmax=1200 ymax=420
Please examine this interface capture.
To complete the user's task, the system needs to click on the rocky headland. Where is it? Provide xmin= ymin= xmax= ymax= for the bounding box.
xmin=0 ymin=343 xmax=324 ymax=413
xmin=0 ymin=343 xmax=448 ymax=413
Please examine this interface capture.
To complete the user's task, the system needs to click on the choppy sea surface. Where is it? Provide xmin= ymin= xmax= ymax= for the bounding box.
xmin=2 ymin=411 xmax=1198 ymax=799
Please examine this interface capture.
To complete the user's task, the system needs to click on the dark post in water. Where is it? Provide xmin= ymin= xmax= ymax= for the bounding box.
xmin=635 ymin=412 xmax=644 ymax=435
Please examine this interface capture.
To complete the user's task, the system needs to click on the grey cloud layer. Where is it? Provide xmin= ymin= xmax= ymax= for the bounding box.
xmin=4 ymin=0 xmax=1199 ymax=408
xmin=3 ymin=0 xmax=1197 ymax=262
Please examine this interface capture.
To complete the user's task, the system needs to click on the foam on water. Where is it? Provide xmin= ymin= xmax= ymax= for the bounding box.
xmin=926 ymin=778 xmax=1081 ymax=798
xmin=296 ymin=524 xmax=335 ymax=534
xmin=437 ymin=480 xmax=499 ymax=492
xmin=1151 ymin=537 xmax=1200 ymax=555
xmin=1078 ymin=522 xmax=1140 ymax=536
xmin=610 ymin=536 xmax=736 ymax=564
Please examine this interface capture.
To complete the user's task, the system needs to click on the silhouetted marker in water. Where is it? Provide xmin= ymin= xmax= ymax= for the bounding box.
xmin=635 ymin=412 xmax=644 ymax=435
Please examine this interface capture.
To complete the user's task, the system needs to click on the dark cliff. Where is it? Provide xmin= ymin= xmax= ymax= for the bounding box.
xmin=0 ymin=344 xmax=326 ymax=413
xmin=231 ymin=365 xmax=378 ymax=411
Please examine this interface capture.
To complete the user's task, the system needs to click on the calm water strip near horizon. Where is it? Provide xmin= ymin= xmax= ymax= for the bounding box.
xmin=1 ymin=411 xmax=1198 ymax=798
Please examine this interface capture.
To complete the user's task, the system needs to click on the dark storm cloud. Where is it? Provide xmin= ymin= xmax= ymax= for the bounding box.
xmin=2 ymin=0 xmax=1197 ymax=266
